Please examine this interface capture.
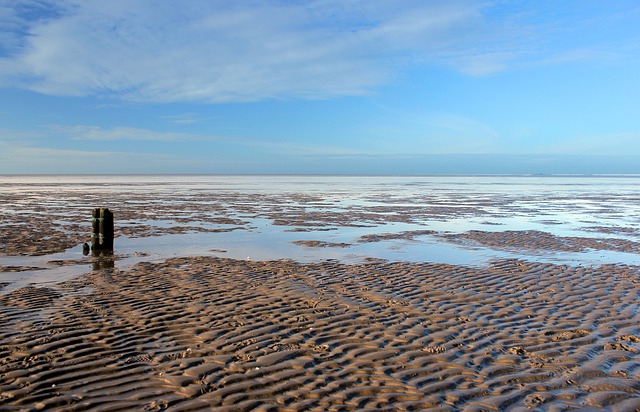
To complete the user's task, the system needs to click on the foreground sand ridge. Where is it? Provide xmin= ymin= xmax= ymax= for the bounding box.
xmin=1 ymin=257 xmax=639 ymax=411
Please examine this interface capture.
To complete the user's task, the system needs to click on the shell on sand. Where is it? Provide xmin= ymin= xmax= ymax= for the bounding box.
xmin=1 ymin=257 xmax=639 ymax=411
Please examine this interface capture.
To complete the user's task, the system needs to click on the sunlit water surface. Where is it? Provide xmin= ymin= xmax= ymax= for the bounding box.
xmin=1 ymin=174 xmax=640 ymax=292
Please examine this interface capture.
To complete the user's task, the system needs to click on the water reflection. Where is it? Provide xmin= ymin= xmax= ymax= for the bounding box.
xmin=2 ymin=175 xmax=640 ymax=293
xmin=91 ymin=250 xmax=115 ymax=270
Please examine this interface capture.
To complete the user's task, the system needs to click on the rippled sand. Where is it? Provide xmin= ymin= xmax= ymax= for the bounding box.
xmin=2 ymin=175 xmax=640 ymax=410
xmin=2 ymin=257 xmax=639 ymax=411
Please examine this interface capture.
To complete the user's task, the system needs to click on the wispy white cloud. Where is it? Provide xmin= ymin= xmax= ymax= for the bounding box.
xmin=535 ymin=132 xmax=640 ymax=156
xmin=240 ymin=139 xmax=369 ymax=157
xmin=161 ymin=113 xmax=200 ymax=125
xmin=418 ymin=112 xmax=501 ymax=149
xmin=1 ymin=1 xmax=637 ymax=103
xmin=363 ymin=102 xmax=504 ymax=154
xmin=0 ymin=139 xmax=110 ymax=173
xmin=0 ymin=0 xmax=485 ymax=102
xmin=4 ymin=123 xmax=356 ymax=155
xmin=0 ymin=139 xmax=203 ymax=173
xmin=0 ymin=142 xmax=111 ymax=159
xmin=0 ymin=128 xmax=48 ymax=141
xmin=47 ymin=125 xmax=210 ymax=142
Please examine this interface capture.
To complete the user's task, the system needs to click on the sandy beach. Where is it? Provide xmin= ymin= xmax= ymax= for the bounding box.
xmin=1 ymin=175 xmax=640 ymax=410
xmin=2 ymin=256 xmax=639 ymax=411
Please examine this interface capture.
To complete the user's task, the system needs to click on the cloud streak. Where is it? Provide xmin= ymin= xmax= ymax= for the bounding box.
xmin=0 ymin=139 xmax=205 ymax=174
xmin=1 ymin=1 xmax=637 ymax=105
xmin=48 ymin=125 xmax=209 ymax=142
xmin=0 ymin=140 xmax=111 ymax=173
xmin=0 ymin=0 xmax=487 ymax=102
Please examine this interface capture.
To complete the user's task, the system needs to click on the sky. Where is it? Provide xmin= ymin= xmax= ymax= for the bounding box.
xmin=1 ymin=0 xmax=639 ymax=175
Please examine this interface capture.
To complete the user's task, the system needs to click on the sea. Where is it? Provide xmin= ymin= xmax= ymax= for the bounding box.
xmin=1 ymin=174 xmax=640 ymax=292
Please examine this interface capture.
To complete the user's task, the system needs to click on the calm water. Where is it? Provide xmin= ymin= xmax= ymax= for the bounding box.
xmin=1 ymin=174 xmax=640 ymax=291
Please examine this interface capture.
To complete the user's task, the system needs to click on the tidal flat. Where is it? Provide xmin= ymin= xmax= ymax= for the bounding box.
xmin=1 ymin=175 xmax=639 ymax=410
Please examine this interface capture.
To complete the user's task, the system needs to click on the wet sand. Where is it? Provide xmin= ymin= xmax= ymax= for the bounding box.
xmin=2 ymin=176 xmax=640 ymax=410
xmin=2 ymin=256 xmax=639 ymax=411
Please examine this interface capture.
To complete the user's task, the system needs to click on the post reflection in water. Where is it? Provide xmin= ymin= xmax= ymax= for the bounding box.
xmin=91 ymin=250 xmax=115 ymax=270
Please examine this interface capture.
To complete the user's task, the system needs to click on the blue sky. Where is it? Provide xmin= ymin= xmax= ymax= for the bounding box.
xmin=1 ymin=0 xmax=639 ymax=174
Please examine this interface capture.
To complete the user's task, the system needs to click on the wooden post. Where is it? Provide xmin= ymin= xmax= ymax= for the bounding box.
xmin=91 ymin=208 xmax=100 ymax=249
xmin=91 ymin=207 xmax=114 ymax=251
xmin=101 ymin=208 xmax=114 ymax=250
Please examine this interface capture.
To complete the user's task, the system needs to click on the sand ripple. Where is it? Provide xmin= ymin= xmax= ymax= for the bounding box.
xmin=1 ymin=258 xmax=639 ymax=410
xmin=444 ymin=230 xmax=640 ymax=254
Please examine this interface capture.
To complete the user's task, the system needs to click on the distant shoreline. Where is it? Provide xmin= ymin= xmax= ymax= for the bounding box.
xmin=2 ymin=173 xmax=640 ymax=178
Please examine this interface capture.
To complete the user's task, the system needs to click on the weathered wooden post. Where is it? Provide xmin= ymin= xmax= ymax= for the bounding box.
xmin=91 ymin=207 xmax=114 ymax=252
xmin=91 ymin=208 xmax=101 ymax=248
